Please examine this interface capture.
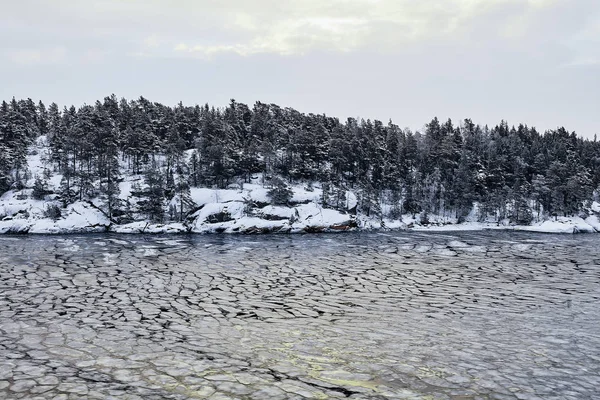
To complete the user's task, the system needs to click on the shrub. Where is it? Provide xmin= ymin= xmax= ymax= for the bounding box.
xmin=420 ymin=211 xmax=430 ymax=225
xmin=32 ymin=177 xmax=47 ymax=200
xmin=44 ymin=204 xmax=62 ymax=221
xmin=267 ymin=177 xmax=293 ymax=206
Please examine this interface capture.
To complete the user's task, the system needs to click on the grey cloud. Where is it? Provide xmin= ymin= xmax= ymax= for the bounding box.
xmin=3 ymin=0 xmax=598 ymax=62
xmin=0 ymin=0 xmax=597 ymax=137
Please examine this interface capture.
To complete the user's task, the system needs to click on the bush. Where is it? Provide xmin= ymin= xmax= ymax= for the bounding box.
xmin=44 ymin=204 xmax=62 ymax=221
xmin=267 ymin=177 xmax=293 ymax=206
xmin=32 ymin=177 xmax=47 ymax=200
xmin=420 ymin=211 xmax=430 ymax=225
xmin=511 ymin=199 xmax=533 ymax=225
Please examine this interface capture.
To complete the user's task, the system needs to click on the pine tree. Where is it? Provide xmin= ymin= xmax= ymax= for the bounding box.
xmin=99 ymin=149 xmax=121 ymax=220
xmin=1 ymin=94 xmax=600 ymax=227
xmin=175 ymin=164 xmax=195 ymax=221
xmin=0 ymin=143 xmax=14 ymax=193
xmin=59 ymin=170 xmax=76 ymax=206
xmin=267 ymin=177 xmax=293 ymax=206
xmin=141 ymin=160 xmax=165 ymax=222
xmin=32 ymin=176 xmax=48 ymax=200
xmin=188 ymin=150 xmax=200 ymax=187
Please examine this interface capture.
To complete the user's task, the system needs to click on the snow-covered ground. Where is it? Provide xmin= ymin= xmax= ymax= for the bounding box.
xmin=0 ymin=137 xmax=598 ymax=234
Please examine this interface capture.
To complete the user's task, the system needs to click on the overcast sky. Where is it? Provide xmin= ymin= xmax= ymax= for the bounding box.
xmin=1 ymin=0 xmax=598 ymax=138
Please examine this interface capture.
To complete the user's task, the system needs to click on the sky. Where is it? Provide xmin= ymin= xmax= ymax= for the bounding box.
xmin=0 ymin=0 xmax=599 ymax=138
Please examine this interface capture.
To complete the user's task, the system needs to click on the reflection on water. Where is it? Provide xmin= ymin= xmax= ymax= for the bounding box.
xmin=0 ymin=232 xmax=599 ymax=399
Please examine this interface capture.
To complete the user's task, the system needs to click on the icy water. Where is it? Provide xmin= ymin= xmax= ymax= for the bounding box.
xmin=0 ymin=233 xmax=599 ymax=400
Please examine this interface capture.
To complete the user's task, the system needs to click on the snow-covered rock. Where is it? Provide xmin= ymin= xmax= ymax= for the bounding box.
xmin=516 ymin=217 xmax=597 ymax=234
xmin=0 ymin=201 xmax=109 ymax=234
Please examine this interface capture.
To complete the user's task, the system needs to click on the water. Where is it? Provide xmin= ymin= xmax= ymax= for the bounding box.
xmin=0 ymin=232 xmax=599 ymax=399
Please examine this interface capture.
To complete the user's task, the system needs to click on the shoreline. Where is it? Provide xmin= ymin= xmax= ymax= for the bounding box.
xmin=1 ymin=216 xmax=598 ymax=235
xmin=2 ymin=136 xmax=599 ymax=236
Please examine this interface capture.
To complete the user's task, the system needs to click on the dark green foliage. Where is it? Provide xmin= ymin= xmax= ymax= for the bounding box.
xmin=44 ymin=204 xmax=62 ymax=221
xmin=32 ymin=176 xmax=48 ymax=200
xmin=205 ymin=211 xmax=233 ymax=224
xmin=512 ymin=198 xmax=534 ymax=225
xmin=420 ymin=211 xmax=430 ymax=225
xmin=267 ymin=177 xmax=293 ymax=206
xmin=0 ymin=95 xmax=598 ymax=225
xmin=140 ymin=161 xmax=165 ymax=223
xmin=174 ymin=165 xmax=195 ymax=222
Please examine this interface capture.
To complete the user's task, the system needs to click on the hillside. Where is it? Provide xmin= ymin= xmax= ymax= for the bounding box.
xmin=0 ymin=96 xmax=599 ymax=234
xmin=0 ymin=136 xmax=599 ymax=234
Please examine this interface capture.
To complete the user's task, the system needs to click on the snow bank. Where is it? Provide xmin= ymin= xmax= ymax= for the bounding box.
xmin=516 ymin=217 xmax=597 ymax=234
xmin=190 ymin=188 xmax=245 ymax=206
xmin=0 ymin=201 xmax=109 ymax=234
xmin=1 ymin=194 xmax=598 ymax=235
xmin=184 ymin=201 xmax=356 ymax=234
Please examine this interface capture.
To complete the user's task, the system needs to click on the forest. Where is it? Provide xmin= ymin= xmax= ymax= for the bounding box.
xmin=1 ymin=95 xmax=599 ymax=225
